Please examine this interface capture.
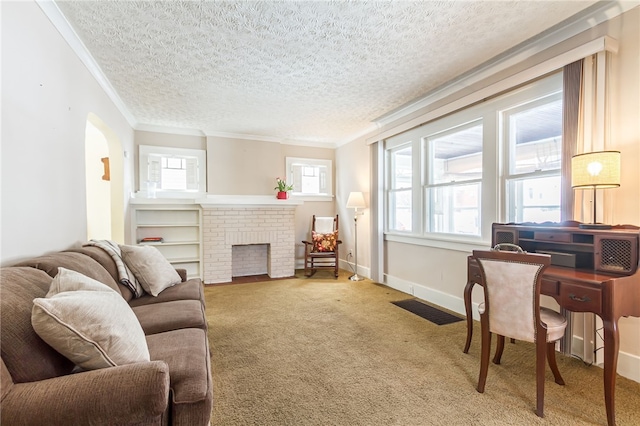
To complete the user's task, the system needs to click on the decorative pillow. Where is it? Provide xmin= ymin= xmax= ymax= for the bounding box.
xmin=47 ymin=267 xmax=118 ymax=297
xmin=120 ymin=244 xmax=182 ymax=297
xmin=32 ymin=276 xmax=150 ymax=370
xmin=312 ymin=230 xmax=338 ymax=252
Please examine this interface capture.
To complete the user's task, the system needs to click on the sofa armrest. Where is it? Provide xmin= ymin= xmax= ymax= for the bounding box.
xmin=1 ymin=361 xmax=170 ymax=425
xmin=175 ymin=268 xmax=188 ymax=282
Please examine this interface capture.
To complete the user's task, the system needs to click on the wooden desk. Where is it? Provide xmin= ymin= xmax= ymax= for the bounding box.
xmin=463 ymin=222 xmax=640 ymax=426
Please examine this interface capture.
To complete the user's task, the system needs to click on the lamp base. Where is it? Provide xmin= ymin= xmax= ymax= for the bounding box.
xmin=579 ymin=223 xmax=613 ymax=230
xmin=349 ymin=274 xmax=365 ymax=281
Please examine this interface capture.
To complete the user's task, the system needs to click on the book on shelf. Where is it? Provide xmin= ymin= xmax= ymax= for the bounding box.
xmin=139 ymin=237 xmax=164 ymax=244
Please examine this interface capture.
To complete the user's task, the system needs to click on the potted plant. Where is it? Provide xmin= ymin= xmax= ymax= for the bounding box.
xmin=274 ymin=177 xmax=293 ymax=199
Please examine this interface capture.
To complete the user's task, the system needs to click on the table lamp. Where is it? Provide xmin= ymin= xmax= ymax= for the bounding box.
xmin=571 ymin=150 xmax=620 ymax=229
xmin=346 ymin=191 xmax=366 ymax=281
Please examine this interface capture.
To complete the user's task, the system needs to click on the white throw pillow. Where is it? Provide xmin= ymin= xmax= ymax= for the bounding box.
xmin=120 ymin=244 xmax=182 ymax=297
xmin=31 ymin=269 xmax=150 ymax=370
xmin=47 ymin=267 xmax=117 ymax=297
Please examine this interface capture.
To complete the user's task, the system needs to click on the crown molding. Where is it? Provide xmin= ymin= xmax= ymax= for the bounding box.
xmin=135 ymin=123 xmax=206 ymax=137
xmin=371 ymin=1 xmax=638 ymax=129
xmin=37 ymin=0 xmax=137 ymax=128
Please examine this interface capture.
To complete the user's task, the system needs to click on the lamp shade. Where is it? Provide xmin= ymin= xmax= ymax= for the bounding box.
xmin=346 ymin=192 xmax=366 ymax=209
xmin=571 ymin=151 xmax=620 ymax=189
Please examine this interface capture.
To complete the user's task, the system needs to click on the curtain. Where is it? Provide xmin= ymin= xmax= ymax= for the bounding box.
xmin=561 ymin=59 xmax=583 ymax=222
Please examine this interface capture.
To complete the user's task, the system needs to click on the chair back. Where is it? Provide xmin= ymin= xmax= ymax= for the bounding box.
xmin=313 ymin=215 xmax=338 ymax=234
xmin=472 ymin=250 xmax=550 ymax=342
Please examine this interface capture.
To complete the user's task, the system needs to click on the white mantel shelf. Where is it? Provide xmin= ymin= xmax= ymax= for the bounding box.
xmin=130 ymin=195 xmax=302 ymax=207
xmin=197 ymin=195 xmax=303 ymax=207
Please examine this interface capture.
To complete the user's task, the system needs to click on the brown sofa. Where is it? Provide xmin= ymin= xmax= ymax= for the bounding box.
xmin=0 ymin=247 xmax=212 ymax=425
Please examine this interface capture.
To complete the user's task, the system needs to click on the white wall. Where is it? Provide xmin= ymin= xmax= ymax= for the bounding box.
xmin=336 ymin=138 xmax=371 ymax=277
xmin=1 ymin=1 xmax=135 ymax=265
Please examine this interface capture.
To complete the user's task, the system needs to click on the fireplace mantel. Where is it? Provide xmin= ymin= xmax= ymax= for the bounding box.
xmin=197 ymin=195 xmax=303 ymax=207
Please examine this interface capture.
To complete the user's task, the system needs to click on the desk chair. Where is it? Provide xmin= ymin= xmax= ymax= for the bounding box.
xmin=302 ymin=215 xmax=341 ymax=278
xmin=472 ymin=248 xmax=567 ymax=418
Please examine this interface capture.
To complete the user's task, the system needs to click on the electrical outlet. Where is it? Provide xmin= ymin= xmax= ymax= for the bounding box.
xmin=348 ymin=249 xmax=353 ymax=257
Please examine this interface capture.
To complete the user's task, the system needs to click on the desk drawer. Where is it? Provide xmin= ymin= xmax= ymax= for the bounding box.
xmin=559 ymin=283 xmax=602 ymax=313
xmin=541 ymin=278 xmax=559 ymax=296
xmin=534 ymin=231 xmax=571 ymax=243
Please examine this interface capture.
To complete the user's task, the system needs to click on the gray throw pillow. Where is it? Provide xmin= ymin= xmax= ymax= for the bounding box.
xmin=120 ymin=244 xmax=182 ymax=297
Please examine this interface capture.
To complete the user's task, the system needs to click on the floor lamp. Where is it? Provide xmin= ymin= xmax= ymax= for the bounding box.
xmin=571 ymin=150 xmax=620 ymax=229
xmin=346 ymin=192 xmax=366 ymax=281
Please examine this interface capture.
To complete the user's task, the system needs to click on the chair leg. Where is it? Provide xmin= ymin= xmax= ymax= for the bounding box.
xmin=493 ymin=335 xmax=505 ymax=365
xmin=547 ymin=342 xmax=565 ymax=385
xmin=477 ymin=313 xmax=491 ymax=393
xmin=535 ymin=333 xmax=547 ymax=418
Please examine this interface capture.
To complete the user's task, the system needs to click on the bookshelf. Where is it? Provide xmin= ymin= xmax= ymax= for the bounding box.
xmin=131 ymin=202 xmax=203 ymax=280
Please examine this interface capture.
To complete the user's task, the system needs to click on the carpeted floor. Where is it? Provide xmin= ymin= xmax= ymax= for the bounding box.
xmin=206 ymin=270 xmax=640 ymax=425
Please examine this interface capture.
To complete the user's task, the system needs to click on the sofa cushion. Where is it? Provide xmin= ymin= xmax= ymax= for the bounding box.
xmin=147 ymin=328 xmax=212 ymax=426
xmin=15 ymin=252 xmax=122 ymax=296
xmin=0 ymin=267 xmax=75 ymax=382
xmin=121 ymin=245 xmax=182 ymax=297
xmin=32 ymin=272 xmax=150 ymax=370
xmin=128 ymin=278 xmax=205 ymax=308
xmin=133 ymin=299 xmax=207 ymax=335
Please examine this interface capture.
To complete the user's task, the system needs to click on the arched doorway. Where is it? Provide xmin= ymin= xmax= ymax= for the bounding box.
xmin=84 ymin=113 xmax=125 ymax=243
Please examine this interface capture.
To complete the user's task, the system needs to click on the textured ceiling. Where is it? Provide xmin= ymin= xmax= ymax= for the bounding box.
xmin=55 ymin=0 xmax=597 ymax=146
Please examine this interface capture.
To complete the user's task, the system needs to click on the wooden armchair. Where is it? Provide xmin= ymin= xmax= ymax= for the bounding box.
xmin=302 ymin=215 xmax=341 ymax=278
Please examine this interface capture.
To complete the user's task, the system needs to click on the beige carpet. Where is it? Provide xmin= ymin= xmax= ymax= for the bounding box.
xmin=206 ymin=271 xmax=640 ymax=425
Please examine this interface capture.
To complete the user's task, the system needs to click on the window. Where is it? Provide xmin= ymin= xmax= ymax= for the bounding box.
xmin=383 ymin=72 xmax=563 ymax=244
xmin=424 ymin=120 xmax=483 ymax=235
xmin=502 ymin=93 xmax=563 ymax=223
xmin=388 ymin=145 xmax=412 ymax=232
xmin=139 ymin=145 xmax=206 ymax=195
xmin=286 ymin=157 xmax=332 ymax=198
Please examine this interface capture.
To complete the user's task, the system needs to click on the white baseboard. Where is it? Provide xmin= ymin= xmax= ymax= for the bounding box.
xmin=384 ymin=274 xmax=467 ymax=318
xmin=571 ymin=335 xmax=640 ymax=383
xmin=295 ymin=259 xmax=371 ymax=279
xmin=339 ymin=259 xmax=370 ymax=279
xmin=383 ymin=273 xmax=640 ymax=384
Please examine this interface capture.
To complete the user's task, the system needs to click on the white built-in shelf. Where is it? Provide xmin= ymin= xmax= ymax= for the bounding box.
xmin=130 ymin=203 xmax=203 ymax=280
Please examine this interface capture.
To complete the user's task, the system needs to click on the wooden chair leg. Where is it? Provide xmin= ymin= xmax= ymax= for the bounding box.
xmin=547 ymin=342 xmax=565 ymax=385
xmin=477 ymin=313 xmax=491 ymax=393
xmin=535 ymin=333 xmax=547 ymax=418
xmin=493 ymin=335 xmax=505 ymax=365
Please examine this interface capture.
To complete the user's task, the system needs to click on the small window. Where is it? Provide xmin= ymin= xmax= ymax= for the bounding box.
xmin=139 ymin=145 xmax=206 ymax=195
xmin=286 ymin=157 xmax=333 ymax=198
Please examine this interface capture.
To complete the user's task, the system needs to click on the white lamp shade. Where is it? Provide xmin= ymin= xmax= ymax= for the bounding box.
xmin=346 ymin=192 xmax=366 ymax=209
xmin=571 ymin=151 xmax=620 ymax=189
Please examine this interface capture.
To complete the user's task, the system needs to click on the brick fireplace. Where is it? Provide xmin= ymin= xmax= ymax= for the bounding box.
xmin=199 ymin=196 xmax=301 ymax=284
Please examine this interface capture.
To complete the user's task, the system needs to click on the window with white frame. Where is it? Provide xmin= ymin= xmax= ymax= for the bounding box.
xmin=384 ymin=72 xmax=563 ymax=243
xmin=503 ymin=93 xmax=563 ymax=223
xmin=424 ymin=120 xmax=483 ymax=236
xmin=286 ymin=157 xmax=332 ymax=197
xmin=139 ymin=145 xmax=206 ymax=195
xmin=387 ymin=144 xmax=413 ymax=232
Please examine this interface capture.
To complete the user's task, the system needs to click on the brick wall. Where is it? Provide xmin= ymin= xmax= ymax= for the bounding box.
xmin=232 ymin=244 xmax=268 ymax=277
xmin=202 ymin=206 xmax=296 ymax=283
